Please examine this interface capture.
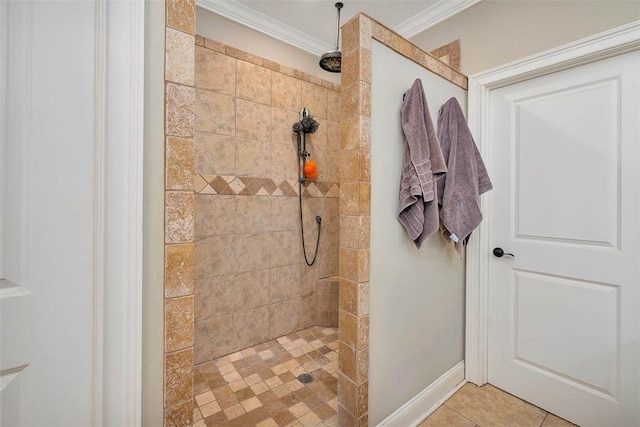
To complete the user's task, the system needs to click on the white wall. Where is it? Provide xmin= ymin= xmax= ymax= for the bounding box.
xmin=369 ymin=40 xmax=467 ymax=425
xmin=196 ymin=7 xmax=340 ymax=85
xmin=411 ymin=0 xmax=640 ymax=75
xmin=142 ymin=0 xmax=165 ymax=425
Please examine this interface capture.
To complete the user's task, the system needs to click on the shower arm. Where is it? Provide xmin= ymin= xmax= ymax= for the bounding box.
xmin=333 ymin=3 xmax=342 ymax=51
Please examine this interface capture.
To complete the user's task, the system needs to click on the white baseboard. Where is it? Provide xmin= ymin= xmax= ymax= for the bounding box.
xmin=376 ymin=361 xmax=466 ymax=427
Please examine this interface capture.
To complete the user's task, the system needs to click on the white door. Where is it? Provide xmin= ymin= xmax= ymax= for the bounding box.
xmin=0 ymin=1 xmax=148 ymax=424
xmin=487 ymin=50 xmax=639 ymax=426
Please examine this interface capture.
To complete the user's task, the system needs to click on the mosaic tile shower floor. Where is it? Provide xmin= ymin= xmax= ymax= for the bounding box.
xmin=193 ymin=326 xmax=339 ymax=427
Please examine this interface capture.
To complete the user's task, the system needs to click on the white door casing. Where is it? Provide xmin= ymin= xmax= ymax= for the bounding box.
xmin=466 ymin=21 xmax=640 ymax=427
xmin=0 ymin=1 xmax=144 ymax=425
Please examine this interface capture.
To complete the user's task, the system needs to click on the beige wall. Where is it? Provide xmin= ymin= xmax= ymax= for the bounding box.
xmin=196 ymin=7 xmax=341 ymax=85
xmin=411 ymin=0 xmax=640 ymax=75
xmin=369 ymin=40 xmax=467 ymax=425
xmin=192 ymin=39 xmax=341 ymax=365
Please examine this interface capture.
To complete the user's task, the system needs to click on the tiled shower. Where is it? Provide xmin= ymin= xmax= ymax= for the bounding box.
xmin=190 ymin=36 xmax=342 ymax=424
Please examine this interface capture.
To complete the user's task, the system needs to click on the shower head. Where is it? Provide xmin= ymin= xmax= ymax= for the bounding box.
xmin=319 ymin=2 xmax=343 ymax=73
xmin=319 ymin=50 xmax=341 ymax=73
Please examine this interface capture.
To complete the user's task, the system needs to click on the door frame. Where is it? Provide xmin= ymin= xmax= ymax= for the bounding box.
xmin=464 ymin=20 xmax=640 ymax=386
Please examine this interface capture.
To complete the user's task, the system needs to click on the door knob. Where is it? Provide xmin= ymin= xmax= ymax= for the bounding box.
xmin=493 ymin=247 xmax=515 ymax=258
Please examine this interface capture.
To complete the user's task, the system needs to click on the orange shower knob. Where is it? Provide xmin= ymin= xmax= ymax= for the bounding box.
xmin=304 ymin=160 xmax=319 ymax=179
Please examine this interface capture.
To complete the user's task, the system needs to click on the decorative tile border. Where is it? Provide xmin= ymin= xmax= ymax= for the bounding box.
xmin=193 ymin=174 xmax=340 ymax=198
xmin=363 ymin=14 xmax=468 ymax=89
xmin=429 ymin=39 xmax=461 ymax=71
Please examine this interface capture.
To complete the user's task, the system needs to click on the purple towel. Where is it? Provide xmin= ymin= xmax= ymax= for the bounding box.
xmin=398 ymin=79 xmax=447 ymax=248
xmin=437 ymin=97 xmax=492 ymax=256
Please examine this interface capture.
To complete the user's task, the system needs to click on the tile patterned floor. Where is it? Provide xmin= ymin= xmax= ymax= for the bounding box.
xmin=419 ymin=383 xmax=578 ymax=427
xmin=193 ymin=326 xmax=339 ymax=427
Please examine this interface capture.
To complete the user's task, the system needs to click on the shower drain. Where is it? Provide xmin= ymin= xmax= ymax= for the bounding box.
xmin=297 ymin=373 xmax=314 ymax=384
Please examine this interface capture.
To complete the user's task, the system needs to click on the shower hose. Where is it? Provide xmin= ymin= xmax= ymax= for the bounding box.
xmin=297 ymin=133 xmax=322 ymax=266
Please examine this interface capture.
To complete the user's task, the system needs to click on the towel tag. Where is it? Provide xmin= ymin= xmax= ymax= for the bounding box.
xmin=450 ymin=233 xmax=459 ymax=243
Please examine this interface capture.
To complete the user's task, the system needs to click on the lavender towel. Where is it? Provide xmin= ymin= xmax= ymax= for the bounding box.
xmin=437 ymin=97 xmax=492 ymax=256
xmin=398 ymin=79 xmax=447 ymax=248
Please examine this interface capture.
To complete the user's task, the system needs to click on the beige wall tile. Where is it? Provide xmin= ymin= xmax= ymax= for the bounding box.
xmin=269 ymin=264 xmax=301 ymax=303
xmin=234 ymin=269 xmax=269 ymax=311
xmin=194 ymin=131 xmax=236 ymax=175
xmin=341 ymin=82 xmax=371 ymax=119
xmin=339 ymin=310 xmax=369 ymax=351
xmin=340 ymin=150 xmax=360 ymax=183
xmin=165 ymin=244 xmax=195 ymax=298
xmin=309 ymin=118 xmax=328 ymax=152
xmin=166 ymin=28 xmax=195 ymax=86
xmin=236 ymin=138 xmax=271 ymax=177
xmin=342 ymin=14 xmax=371 ymax=54
xmin=195 ymin=46 xmax=235 ymax=96
xmin=194 ymin=315 xmax=234 ymax=364
xmin=356 ymin=348 xmax=369 ymax=386
xmin=357 ymin=380 xmax=368 ymax=417
xmin=359 ymin=150 xmax=371 ymax=182
xmin=235 ymin=196 xmax=272 ymax=234
xmin=271 ymin=230 xmax=301 ymax=268
xmin=339 ymin=184 xmax=359 ymax=216
xmin=236 ymin=99 xmax=271 ymax=142
xmin=195 ymin=235 xmax=236 ymax=278
xmin=356 ymin=249 xmax=370 ymax=283
xmin=194 ymin=275 xmax=234 ymax=321
xmin=270 ymin=143 xmax=298 ymax=181
xmin=271 ymin=107 xmax=298 ymax=146
xmin=165 ymin=348 xmax=194 ymax=407
xmin=166 ymin=191 xmax=194 ymax=244
xmin=338 ymin=404 xmax=356 ymax=427
xmin=338 ymin=373 xmax=357 ymax=417
xmin=164 ymin=400 xmax=193 ymax=427
xmin=236 ymin=60 xmax=271 ymax=105
xmin=235 ymin=233 xmax=271 ymax=273
xmin=326 ymin=120 xmax=341 ymax=153
xmin=271 ymin=197 xmax=299 ymax=232
xmin=326 ymin=90 xmax=342 ymax=123
xmin=299 ymin=294 xmax=317 ymax=329
xmin=301 ymin=82 xmax=327 ymax=119
xmin=194 ymin=195 xmax=235 ymax=237
xmin=272 ymin=72 xmax=302 ymax=112
xmin=269 ymin=298 xmax=300 ymax=339
xmin=165 ymin=296 xmax=194 ymax=352
xmin=340 ymin=115 xmax=371 ymax=151
xmin=339 ymin=341 xmax=356 ymax=383
xmin=166 ymin=137 xmax=194 ymax=190
xmin=343 ymin=47 xmax=371 ymax=88
xmin=300 ymin=269 xmax=316 ymax=296
xmin=339 ymin=247 xmax=357 ymax=282
xmin=166 ymin=0 xmax=195 ymax=34
xmin=234 ymin=307 xmax=269 ymax=349
xmin=195 ymin=89 xmax=235 ymax=135
xmin=166 ymin=83 xmax=195 ymax=138
xmin=359 ymin=183 xmax=371 ymax=215
xmin=203 ymin=37 xmax=225 ymax=53
xmin=339 ymin=281 xmax=368 ymax=316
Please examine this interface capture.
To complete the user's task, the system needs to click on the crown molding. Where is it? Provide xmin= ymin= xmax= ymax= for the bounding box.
xmin=196 ymin=0 xmax=332 ymax=56
xmin=394 ymin=0 xmax=482 ymax=39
